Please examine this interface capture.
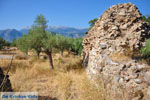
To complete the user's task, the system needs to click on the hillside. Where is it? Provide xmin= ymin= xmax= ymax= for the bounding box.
xmin=47 ymin=26 xmax=87 ymax=37
xmin=0 ymin=26 xmax=87 ymax=42
xmin=20 ymin=26 xmax=88 ymax=38
xmin=0 ymin=29 xmax=22 ymax=42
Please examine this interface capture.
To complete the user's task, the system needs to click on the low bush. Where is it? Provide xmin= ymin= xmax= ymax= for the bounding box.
xmin=140 ymin=39 xmax=150 ymax=58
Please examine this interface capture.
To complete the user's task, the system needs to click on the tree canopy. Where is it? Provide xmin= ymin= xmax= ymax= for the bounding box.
xmin=0 ymin=37 xmax=10 ymax=50
xmin=34 ymin=14 xmax=48 ymax=32
xmin=142 ymin=15 xmax=150 ymax=24
xmin=88 ymin=18 xmax=98 ymax=30
xmin=16 ymin=34 xmax=30 ymax=55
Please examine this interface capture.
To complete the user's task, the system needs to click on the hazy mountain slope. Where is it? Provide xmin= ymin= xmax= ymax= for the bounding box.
xmin=0 ymin=29 xmax=22 ymax=42
xmin=20 ymin=26 xmax=88 ymax=38
xmin=0 ymin=26 xmax=88 ymax=42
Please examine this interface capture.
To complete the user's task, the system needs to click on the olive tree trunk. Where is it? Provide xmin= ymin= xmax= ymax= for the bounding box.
xmin=25 ymin=50 xmax=28 ymax=56
xmin=36 ymin=50 xmax=41 ymax=58
xmin=67 ymin=48 xmax=71 ymax=55
xmin=45 ymin=50 xmax=54 ymax=69
xmin=61 ymin=49 xmax=63 ymax=57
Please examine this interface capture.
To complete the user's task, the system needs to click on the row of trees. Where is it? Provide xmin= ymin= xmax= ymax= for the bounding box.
xmin=142 ymin=15 xmax=150 ymax=23
xmin=0 ymin=38 xmax=10 ymax=50
xmin=15 ymin=14 xmax=82 ymax=69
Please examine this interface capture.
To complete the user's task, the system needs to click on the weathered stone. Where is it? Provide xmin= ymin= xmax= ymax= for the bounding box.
xmin=120 ymin=64 xmax=126 ymax=71
xmin=119 ymin=10 xmax=126 ymax=16
xmin=128 ymin=70 xmax=138 ymax=79
xmin=134 ymin=79 xmax=142 ymax=84
xmin=120 ymin=24 xmax=128 ymax=29
xmin=119 ymin=78 xmax=124 ymax=84
xmin=126 ymin=62 xmax=131 ymax=68
xmin=82 ymin=3 xmax=150 ymax=100
xmin=144 ymin=72 xmax=150 ymax=86
xmin=99 ymin=43 xmax=107 ymax=49
xmin=114 ymin=76 xmax=120 ymax=83
xmin=111 ymin=26 xmax=119 ymax=30
xmin=124 ymin=76 xmax=130 ymax=82
xmin=146 ymin=87 xmax=150 ymax=97
xmin=130 ymin=65 xmax=137 ymax=72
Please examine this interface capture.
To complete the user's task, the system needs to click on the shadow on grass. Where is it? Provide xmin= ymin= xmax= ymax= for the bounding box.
xmin=38 ymin=96 xmax=57 ymax=100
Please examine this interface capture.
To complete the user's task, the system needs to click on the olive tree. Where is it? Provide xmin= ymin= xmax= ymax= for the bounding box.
xmin=16 ymin=34 xmax=30 ymax=55
xmin=55 ymin=35 xmax=68 ymax=56
xmin=42 ymin=33 xmax=57 ymax=69
xmin=27 ymin=14 xmax=48 ymax=58
xmin=28 ymin=27 xmax=45 ymax=58
xmin=0 ymin=38 xmax=6 ymax=50
xmin=28 ymin=14 xmax=57 ymax=69
xmin=71 ymin=38 xmax=83 ymax=55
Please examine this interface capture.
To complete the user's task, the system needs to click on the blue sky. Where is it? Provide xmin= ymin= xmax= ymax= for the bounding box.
xmin=0 ymin=0 xmax=150 ymax=30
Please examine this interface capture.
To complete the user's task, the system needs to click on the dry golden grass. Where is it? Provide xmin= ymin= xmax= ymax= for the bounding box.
xmin=110 ymin=52 xmax=131 ymax=63
xmin=10 ymin=69 xmax=105 ymax=100
xmin=0 ymin=59 xmax=30 ymax=74
xmin=15 ymin=54 xmax=29 ymax=60
xmin=110 ymin=47 xmax=140 ymax=63
xmin=48 ymin=70 xmax=105 ymax=100
xmin=0 ymin=51 xmax=106 ymax=100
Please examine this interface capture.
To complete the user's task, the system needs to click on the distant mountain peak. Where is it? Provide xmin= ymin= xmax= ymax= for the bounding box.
xmin=22 ymin=25 xmax=88 ymax=30
xmin=0 ymin=29 xmax=22 ymax=42
xmin=0 ymin=26 xmax=88 ymax=42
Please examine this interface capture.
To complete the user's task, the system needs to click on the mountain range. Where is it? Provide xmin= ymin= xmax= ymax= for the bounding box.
xmin=0 ymin=29 xmax=22 ymax=42
xmin=0 ymin=26 xmax=88 ymax=42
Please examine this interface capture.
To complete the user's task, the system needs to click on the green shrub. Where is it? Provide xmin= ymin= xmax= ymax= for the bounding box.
xmin=140 ymin=39 xmax=150 ymax=58
xmin=58 ymin=57 xmax=63 ymax=63
xmin=71 ymin=38 xmax=83 ymax=56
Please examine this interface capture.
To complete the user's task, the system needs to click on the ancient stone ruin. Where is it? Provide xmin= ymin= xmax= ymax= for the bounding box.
xmin=0 ymin=67 xmax=12 ymax=92
xmin=82 ymin=3 xmax=150 ymax=100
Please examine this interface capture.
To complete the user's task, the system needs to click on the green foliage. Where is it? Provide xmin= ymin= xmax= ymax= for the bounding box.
xmin=21 ymin=14 xmax=48 ymax=57
xmin=42 ymin=32 xmax=57 ymax=52
xmin=16 ymin=35 xmax=30 ymax=54
xmin=30 ymin=14 xmax=48 ymax=55
xmin=71 ymin=38 xmax=83 ymax=55
xmin=88 ymin=18 xmax=98 ymax=30
xmin=28 ymin=27 xmax=46 ymax=57
xmin=11 ymin=39 xmax=17 ymax=46
xmin=55 ymin=35 xmax=68 ymax=56
xmin=58 ymin=57 xmax=63 ymax=63
xmin=140 ymin=39 xmax=150 ymax=58
xmin=55 ymin=36 xmax=83 ymax=56
xmin=55 ymin=35 xmax=66 ymax=49
xmin=34 ymin=14 xmax=48 ymax=31
xmin=42 ymin=32 xmax=57 ymax=69
xmin=0 ymin=37 xmax=10 ymax=50
xmin=65 ymin=37 xmax=74 ymax=50
xmin=15 ymin=14 xmax=84 ymax=69
xmin=0 ymin=38 xmax=6 ymax=50
xmin=142 ymin=16 xmax=147 ymax=21
xmin=142 ymin=15 xmax=150 ymax=23
xmin=4 ymin=41 xmax=10 ymax=47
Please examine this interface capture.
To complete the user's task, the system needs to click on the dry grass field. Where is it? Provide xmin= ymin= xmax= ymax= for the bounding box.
xmin=0 ymin=49 xmax=106 ymax=100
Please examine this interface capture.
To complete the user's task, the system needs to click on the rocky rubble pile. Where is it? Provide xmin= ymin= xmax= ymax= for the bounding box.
xmin=82 ymin=3 xmax=150 ymax=100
